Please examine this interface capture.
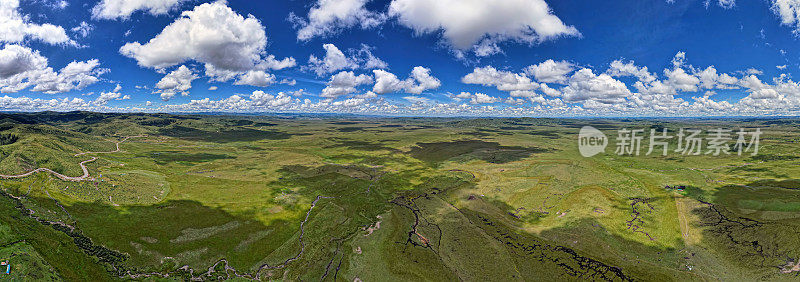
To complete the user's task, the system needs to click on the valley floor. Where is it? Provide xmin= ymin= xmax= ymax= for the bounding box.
xmin=0 ymin=112 xmax=798 ymax=281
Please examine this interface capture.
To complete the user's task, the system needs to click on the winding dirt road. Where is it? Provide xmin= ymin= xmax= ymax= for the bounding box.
xmin=73 ymin=135 xmax=144 ymax=157
xmin=0 ymin=157 xmax=96 ymax=181
xmin=0 ymin=135 xmax=144 ymax=182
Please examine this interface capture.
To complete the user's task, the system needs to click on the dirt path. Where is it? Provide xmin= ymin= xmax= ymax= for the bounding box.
xmin=0 ymin=157 xmax=96 ymax=181
xmin=675 ymin=197 xmax=690 ymax=243
xmin=73 ymin=135 xmax=145 ymax=157
xmin=0 ymin=135 xmax=144 ymax=182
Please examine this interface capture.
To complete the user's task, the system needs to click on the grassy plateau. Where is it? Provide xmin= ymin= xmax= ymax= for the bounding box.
xmin=0 ymin=112 xmax=798 ymax=281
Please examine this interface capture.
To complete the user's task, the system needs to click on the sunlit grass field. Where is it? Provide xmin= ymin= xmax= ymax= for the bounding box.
xmin=0 ymin=112 xmax=799 ymax=280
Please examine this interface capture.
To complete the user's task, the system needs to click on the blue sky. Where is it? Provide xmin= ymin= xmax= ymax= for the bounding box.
xmin=3 ymin=0 xmax=800 ymax=116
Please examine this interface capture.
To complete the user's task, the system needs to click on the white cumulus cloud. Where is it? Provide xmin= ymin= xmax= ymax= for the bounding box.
xmin=388 ymin=0 xmax=579 ymax=56
xmin=0 ymin=44 xmax=104 ymax=94
xmin=461 ymin=66 xmax=537 ymax=91
xmin=94 ymin=84 xmax=130 ymax=106
xmin=0 ymin=44 xmax=46 ymax=78
xmin=322 ymin=71 xmax=373 ymax=98
xmin=71 ymin=21 xmax=93 ymax=38
xmin=307 ymin=44 xmax=358 ymax=76
xmin=772 ymin=0 xmax=800 ymax=33
xmin=560 ymin=68 xmax=630 ymax=103
xmin=306 ymin=43 xmax=387 ymax=76
xmin=234 ymin=70 xmax=276 ymax=87
xmin=607 ymin=60 xmax=657 ymax=83
xmin=291 ymin=0 xmax=386 ymax=41
xmin=0 ymin=0 xmax=74 ymax=46
xmin=0 ymin=95 xmax=90 ymax=111
xmin=155 ymin=65 xmax=196 ymax=101
xmin=455 ymin=92 xmax=499 ymax=104
xmin=120 ymin=1 xmax=293 ymax=73
xmin=92 ymin=0 xmax=187 ymax=20
xmin=524 ymin=59 xmax=574 ymax=84
xmin=372 ymin=66 xmax=440 ymax=94
xmin=250 ymin=90 xmax=293 ymax=107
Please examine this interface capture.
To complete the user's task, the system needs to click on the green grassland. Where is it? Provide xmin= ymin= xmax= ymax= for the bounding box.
xmin=0 ymin=112 xmax=799 ymax=280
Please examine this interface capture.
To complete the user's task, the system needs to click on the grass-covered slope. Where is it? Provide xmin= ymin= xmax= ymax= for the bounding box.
xmin=0 ymin=112 xmax=798 ymax=280
xmin=0 ymin=123 xmax=114 ymax=175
